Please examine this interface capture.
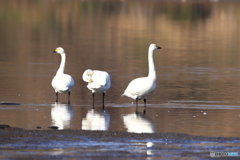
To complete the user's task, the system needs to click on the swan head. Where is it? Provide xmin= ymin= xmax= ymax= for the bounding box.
xmin=82 ymin=69 xmax=94 ymax=83
xmin=149 ymin=44 xmax=161 ymax=51
xmin=52 ymin=47 xmax=65 ymax=54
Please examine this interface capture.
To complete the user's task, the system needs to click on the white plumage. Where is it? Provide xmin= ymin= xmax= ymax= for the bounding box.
xmin=51 ymin=47 xmax=75 ymax=103
xmin=82 ymin=69 xmax=111 ymax=108
xmin=122 ymin=44 xmax=161 ymax=107
xmin=52 ymin=74 xmax=74 ymax=93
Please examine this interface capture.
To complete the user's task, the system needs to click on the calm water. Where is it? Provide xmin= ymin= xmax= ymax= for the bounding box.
xmin=1 ymin=0 xmax=240 ymax=137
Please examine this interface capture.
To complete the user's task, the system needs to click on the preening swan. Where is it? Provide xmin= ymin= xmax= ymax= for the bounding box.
xmin=122 ymin=44 xmax=161 ymax=109
xmin=51 ymin=47 xmax=75 ymax=103
xmin=82 ymin=69 xmax=111 ymax=109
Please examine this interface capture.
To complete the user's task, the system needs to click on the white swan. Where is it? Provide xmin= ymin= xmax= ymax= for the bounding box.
xmin=82 ymin=69 xmax=111 ymax=108
xmin=51 ymin=47 xmax=75 ymax=103
xmin=122 ymin=44 xmax=161 ymax=107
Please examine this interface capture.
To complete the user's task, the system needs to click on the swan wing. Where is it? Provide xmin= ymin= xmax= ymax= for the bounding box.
xmin=124 ymin=78 xmax=147 ymax=94
xmin=123 ymin=77 xmax=156 ymax=99
xmin=92 ymin=70 xmax=109 ymax=86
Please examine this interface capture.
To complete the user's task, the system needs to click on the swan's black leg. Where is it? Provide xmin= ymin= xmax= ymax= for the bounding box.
xmin=92 ymin=92 xmax=95 ymax=109
xmin=68 ymin=92 xmax=70 ymax=104
xmin=102 ymin=92 xmax=105 ymax=110
xmin=56 ymin=92 xmax=58 ymax=102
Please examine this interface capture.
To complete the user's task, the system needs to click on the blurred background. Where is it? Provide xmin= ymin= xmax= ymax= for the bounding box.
xmin=0 ymin=0 xmax=240 ymax=137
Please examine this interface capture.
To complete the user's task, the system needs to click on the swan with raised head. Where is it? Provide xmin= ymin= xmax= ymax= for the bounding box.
xmin=82 ymin=69 xmax=111 ymax=108
xmin=122 ymin=44 xmax=161 ymax=108
xmin=51 ymin=47 xmax=75 ymax=103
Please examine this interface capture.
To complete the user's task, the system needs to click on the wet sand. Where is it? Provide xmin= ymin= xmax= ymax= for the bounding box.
xmin=0 ymin=125 xmax=239 ymax=159
xmin=0 ymin=125 xmax=239 ymax=143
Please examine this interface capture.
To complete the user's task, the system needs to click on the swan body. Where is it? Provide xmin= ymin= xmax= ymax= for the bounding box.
xmin=82 ymin=69 xmax=111 ymax=108
xmin=83 ymin=69 xmax=111 ymax=93
xmin=122 ymin=77 xmax=156 ymax=100
xmin=51 ymin=47 xmax=75 ymax=102
xmin=52 ymin=74 xmax=74 ymax=94
xmin=122 ymin=44 xmax=161 ymax=107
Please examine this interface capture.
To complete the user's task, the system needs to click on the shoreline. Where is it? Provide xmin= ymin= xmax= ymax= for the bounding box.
xmin=1 ymin=125 xmax=239 ymax=143
xmin=1 ymin=125 xmax=239 ymax=159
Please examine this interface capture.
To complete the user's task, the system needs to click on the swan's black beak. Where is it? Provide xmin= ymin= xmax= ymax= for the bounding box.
xmin=52 ymin=50 xmax=57 ymax=53
xmin=157 ymin=46 xmax=162 ymax=49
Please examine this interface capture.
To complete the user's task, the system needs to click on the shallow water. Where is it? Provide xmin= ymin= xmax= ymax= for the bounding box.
xmin=1 ymin=0 xmax=240 ymax=158
xmin=1 ymin=101 xmax=240 ymax=137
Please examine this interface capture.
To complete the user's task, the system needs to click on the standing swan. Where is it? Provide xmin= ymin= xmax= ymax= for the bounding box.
xmin=122 ymin=44 xmax=161 ymax=111
xmin=51 ymin=47 xmax=75 ymax=103
xmin=82 ymin=69 xmax=111 ymax=109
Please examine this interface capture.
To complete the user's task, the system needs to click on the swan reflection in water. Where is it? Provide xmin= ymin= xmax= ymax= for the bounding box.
xmin=51 ymin=102 xmax=73 ymax=130
xmin=82 ymin=108 xmax=110 ymax=131
xmin=122 ymin=110 xmax=155 ymax=133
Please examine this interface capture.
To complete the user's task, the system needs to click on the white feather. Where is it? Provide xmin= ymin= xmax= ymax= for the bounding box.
xmin=82 ymin=69 xmax=111 ymax=93
xmin=52 ymin=74 xmax=74 ymax=93
xmin=122 ymin=77 xmax=156 ymax=100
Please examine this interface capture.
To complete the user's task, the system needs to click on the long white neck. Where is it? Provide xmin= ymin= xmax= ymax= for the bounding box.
xmin=56 ymin=53 xmax=66 ymax=75
xmin=147 ymin=48 xmax=156 ymax=81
